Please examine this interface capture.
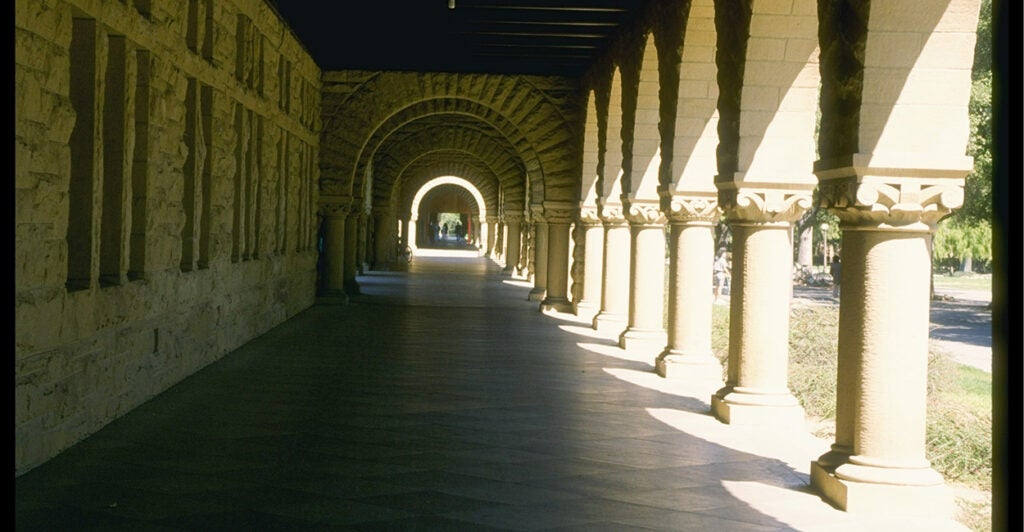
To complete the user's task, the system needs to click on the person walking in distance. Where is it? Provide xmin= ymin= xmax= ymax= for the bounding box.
xmin=829 ymin=255 xmax=842 ymax=299
xmin=713 ymin=248 xmax=731 ymax=303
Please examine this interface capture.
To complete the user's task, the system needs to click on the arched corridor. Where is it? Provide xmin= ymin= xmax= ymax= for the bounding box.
xmin=14 ymin=254 xmax=972 ymax=530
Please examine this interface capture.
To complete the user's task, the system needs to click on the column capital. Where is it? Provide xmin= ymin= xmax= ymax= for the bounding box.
xmin=503 ymin=213 xmax=524 ymax=224
xmin=486 ymin=216 xmax=499 ymax=224
xmin=665 ymin=193 xmax=721 ymax=224
xmin=541 ymin=202 xmax=577 ymax=224
xmin=718 ymin=186 xmax=813 ymax=223
xmin=817 ymin=175 xmax=964 ymax=230
xmin=598 ymin=204 xmax=627 ymax=225
xmin=321 ymin=201 xmax=352 ymax=218
xmin=625 ymin=202 xmax=667 ymax=226
xmin=578 ymin=206 xmax=602 ymax=225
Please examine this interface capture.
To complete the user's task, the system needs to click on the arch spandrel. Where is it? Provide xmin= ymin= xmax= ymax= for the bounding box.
xmin=600 ymin=66 xmax=626 ymax=214
xmin=652 ymin=0 xmax=719 ymax=202
xmin=580 ymin=88 xmax=603 ymax=211
xmin=815 ymin=0 xmax=979 ymax=173
xmin=626 ymin=32 xmax=663 ymax=204
xmin=714 ymin=0 xmax=820 ymax=190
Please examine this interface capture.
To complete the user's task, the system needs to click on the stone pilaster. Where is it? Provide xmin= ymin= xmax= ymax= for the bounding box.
xmin=318 ymin=201 xmax=350 ymax=303
xmin=592 ymin=204 xmax=630 ymax=332
xmin=618 ymin=202 xmax=668 ymax=350
xmin=574 ymin=207 xmax=604 ymax=318
xmin=356 ymin=212 xmax=369 ymax=275
xmin=529 ymin=214 xmax=549 ymax=301
xmin=809 ymin=165 xmax=966 ymax=516
xmin=710 ymin=187 xmax=813 ymax=427
xmin=656 ymin=195 xmax=723 ymax=383
xmin=540 ymin=204 xmax=575 ymax=313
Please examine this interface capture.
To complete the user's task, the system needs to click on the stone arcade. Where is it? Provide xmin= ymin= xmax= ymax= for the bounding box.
xmin=16 ymin=0 xmax=987 ymax=521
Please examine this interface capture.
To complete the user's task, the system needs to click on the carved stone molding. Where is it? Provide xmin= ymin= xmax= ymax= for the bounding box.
xmin=818 ymin=177 xmax=964 ymax=229
xmin=625 ymin=203 xmax=667 ymax=226
xmin=667 ymin=195 xmax=720 ymax=223
xmin=503 ymin=213 xmax=524 ymax=225
xmin=485 ymin=216 xmax=499 ymax=225
xmin=720 ymin=188 xmax=813 ymax=223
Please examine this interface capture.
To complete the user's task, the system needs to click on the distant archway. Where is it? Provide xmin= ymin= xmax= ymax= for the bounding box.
xmin=408 ymin=176 xmax=488 ymax=254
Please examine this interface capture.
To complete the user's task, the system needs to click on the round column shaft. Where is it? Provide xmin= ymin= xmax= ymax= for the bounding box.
xmin=529 ymin=222 xmax=548 ymax=301
xmin=619 ymin=208 xmax=667 ymax=350
xmin=575 ymin=217 xmax=604 ymax=319
xmin=320 ymin=210 xmax=348 ymax=301
xmin=711 ymin=221 xmax=804 ymax=426
xmin=541 ymin=220 xmax=573 ymax=313
xmin=343 ymin=214 xmax=360 ymax=294
xmin=593 ymin=215 xmax=630 ymax=332
xmin=503 ymin=220 xmax=521 ymax=275
xmin=657 ymin=219 xmax=721 ymax=382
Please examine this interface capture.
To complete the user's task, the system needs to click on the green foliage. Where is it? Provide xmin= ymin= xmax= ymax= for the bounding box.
xmin=933 ymin=217 xmax=992 ymax=269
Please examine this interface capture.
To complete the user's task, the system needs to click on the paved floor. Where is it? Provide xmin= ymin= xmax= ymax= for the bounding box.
xmin=15 ymin=252 xmax=973 ymax=531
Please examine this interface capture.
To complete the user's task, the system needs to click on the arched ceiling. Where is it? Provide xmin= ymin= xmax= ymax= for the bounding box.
xmin=396 ymin=155 xmax=503 ymax=218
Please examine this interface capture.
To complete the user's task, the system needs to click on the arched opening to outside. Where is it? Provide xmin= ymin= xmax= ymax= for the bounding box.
xmin=408 ymin=176 xmax=489 ymax=256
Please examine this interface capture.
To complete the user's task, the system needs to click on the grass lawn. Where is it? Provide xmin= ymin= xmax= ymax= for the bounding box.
xmin=933 ymin=272 xmax=992 ymax=293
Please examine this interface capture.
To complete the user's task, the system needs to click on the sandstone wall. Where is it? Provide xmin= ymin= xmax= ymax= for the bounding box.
xmin=15 ymin=0 xmax=321 ymax=475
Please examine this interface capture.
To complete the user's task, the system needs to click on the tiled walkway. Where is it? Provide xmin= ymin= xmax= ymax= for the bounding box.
xmin=15 ymin=252 xmax=971 ymax=531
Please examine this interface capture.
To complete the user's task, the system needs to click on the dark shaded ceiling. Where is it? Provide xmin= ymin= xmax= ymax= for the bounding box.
xmin=267 ymin=0 xmax=649 ymax=77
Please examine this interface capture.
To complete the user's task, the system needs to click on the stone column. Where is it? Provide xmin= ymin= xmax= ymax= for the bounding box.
xmin=619 ymin=203 xmax=668 ymax=350
xmin=592 ymin=206 xmax=630 ymax=333
xmin=343 ymin=212 xmax=361 ymax=294
xmin=494 ymin=221 xmax=505 ymax=261
xmin=520 ymin=218 xmax=533 ymax=279
xmin=405 ymin=217 xmax=418 ymax=253
xmin=574 ymin=208 xmax=604 ymax=319
xmin=373 ymin=213 xmax=392 ymax=270
xmin=529 ymin=217 xmax=548 ymax=301
xmin=540 ymin=205 xmax=574 ymax=313
xmin=356 ymin=213 xmax=368 ymax=275
xmin=319 ymin=202 xmax=349 ymax=302
xmin=485 ymin=216 xmax=497 ymax=257
xmin=656 ymin=196 xmax=722 ymax=382
xmin=710 ymin=189 xmax=811 ymax=427
xmin=810 ymin=171 xmax=967 ymax=515
xmin=502 ymin=217 xmax=522 ymax=276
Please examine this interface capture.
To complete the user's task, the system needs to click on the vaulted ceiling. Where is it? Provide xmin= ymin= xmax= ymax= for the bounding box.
xmin=268 ymin=0 xmax=650 ymax=77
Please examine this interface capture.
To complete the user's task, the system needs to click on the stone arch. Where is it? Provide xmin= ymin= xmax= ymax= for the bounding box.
xmin=364 ymin=119 xmax=525 ymax=215
xmin=407 ymin=176 xmax=488 ymax=251
xmin=395 ymin=154 xmax=502 ymax=218
xmin=319 ymin=72 xmax=582 ymax=207
xmin=580 ymin=88 xmax=604 ymax=211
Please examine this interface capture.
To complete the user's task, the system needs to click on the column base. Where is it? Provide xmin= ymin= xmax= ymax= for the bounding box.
xmin=655 ymin=349 xmax=723 ymax=383
xmin=592 ymin=312 xmax=627 ymax=333
xmin=540 ymin=297 xmax=573 ymax=314
xmin=574 ymin=300 xmax=600 ymax=320
xmin=528 ymin=287 xmax=547 ymax=301
xmin=710 ymin=389 xmax=805 ymax=427
xmin=810 ymin=461 xmax=953 ymax=517
xmin=618 ymin=328 xmax=667 ymax=350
